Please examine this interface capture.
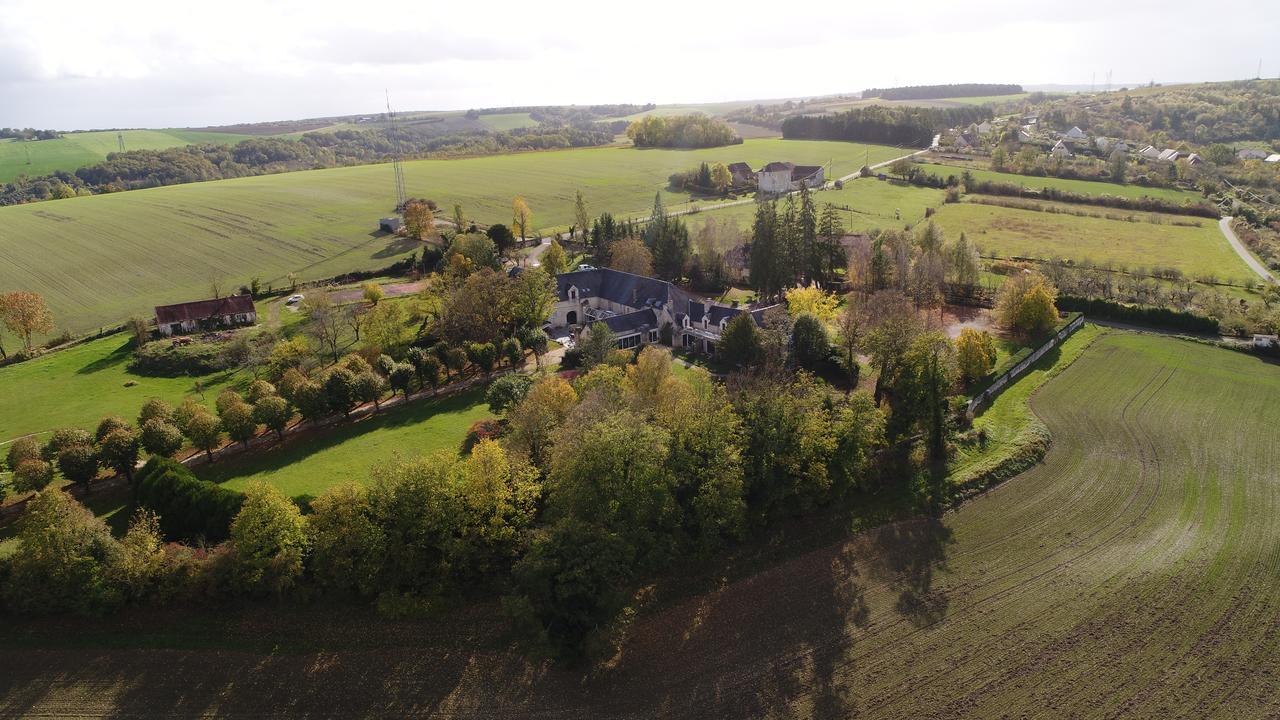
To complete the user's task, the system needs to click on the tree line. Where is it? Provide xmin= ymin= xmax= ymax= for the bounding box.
xmin=0 ymin=125 xmax=613 ymax=206
xmin=625 ymin=114 xmax=741 ymax=149
xmin=782 ymin=105 xmax=991 ymax=147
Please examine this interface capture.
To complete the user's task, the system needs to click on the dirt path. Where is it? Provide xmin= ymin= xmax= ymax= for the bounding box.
xmin=1218 ymin=216 xmax=1276 ymax=283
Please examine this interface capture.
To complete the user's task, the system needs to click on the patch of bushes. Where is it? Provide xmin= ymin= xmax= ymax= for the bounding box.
xmin=1056 ymin=296 xmax=1220 ymax=334
xmin=133 ymin=456 xmax=245 ymax=543
xmin=129 ymin=339 xmax=228 ymax=376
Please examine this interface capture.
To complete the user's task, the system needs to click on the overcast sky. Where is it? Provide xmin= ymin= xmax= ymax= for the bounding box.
xmin=1 ymin=0 xmax=1276 ymax=130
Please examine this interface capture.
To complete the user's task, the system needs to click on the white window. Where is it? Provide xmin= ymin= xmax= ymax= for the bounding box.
xmin=648 ymin=329 xmax=658 ymax=343
xmin=618 ymin=334 xmax=640 ymax=350
xmin=683 ymin=316 xmax=691 ymax=329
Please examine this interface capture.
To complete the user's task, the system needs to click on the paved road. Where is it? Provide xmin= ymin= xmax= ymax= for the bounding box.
xmin=1219 ymin=216 xmax=1276 ymax=283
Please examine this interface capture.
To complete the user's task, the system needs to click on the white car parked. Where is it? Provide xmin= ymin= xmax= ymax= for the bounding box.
xmin=285 ymin=294 xmax=305 ymax=305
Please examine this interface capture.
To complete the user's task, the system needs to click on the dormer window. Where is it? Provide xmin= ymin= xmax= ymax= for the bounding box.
xmin=568 ymin=286 xmax=578 ymax=300
xmin=719 ymin=317 xmax=728 ymax=331
xmin=682 ymin=316 xmax=691 ymax=329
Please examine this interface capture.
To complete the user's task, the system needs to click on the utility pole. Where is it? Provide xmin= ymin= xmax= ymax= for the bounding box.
xmin=117 ymin=132 xmax=125 ymax=153
xmin=385 ymin=90 xmax=407 ymax=210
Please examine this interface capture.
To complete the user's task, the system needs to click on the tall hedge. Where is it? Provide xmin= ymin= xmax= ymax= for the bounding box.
xmin=133 ymin=457 xmax=244 ymax=543
xmin=1057 ymin=296 xmax=1220 ymax=334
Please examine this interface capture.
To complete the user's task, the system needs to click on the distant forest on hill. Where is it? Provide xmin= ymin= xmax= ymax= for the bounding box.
xmin=782 ymin=105 xmax=991 ymax=147
xmin=0 ymin=124 xmax=614 ymax=206
xmin=862 ymin=83 xmax=1024 ymax=100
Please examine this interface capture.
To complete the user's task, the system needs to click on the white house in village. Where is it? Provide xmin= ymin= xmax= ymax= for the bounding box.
xmin=976 ymin=121 xmax=993 ymax=135
xmin=757 ymin=162 xmax=826 ymax=194
xmin=1139 ymin=145 xmax=1162 ymax=160
xmin=1052 ymin=139 xmax=1073 ymax=157
xmin=551 ymin=267 xmax=777 ymax=355
xmin=155 ymin=295 xmax=257 ymax=337
xmin=1017 ymin=126 xmax=1035 ymax=143
xmin=1063 ymin=126 xmax=1087 ymax=140
xmin=1158 ymin=149 xmax=1181 ymax=162
xmin=1266 ymin=154 xmax=1280 ymax=163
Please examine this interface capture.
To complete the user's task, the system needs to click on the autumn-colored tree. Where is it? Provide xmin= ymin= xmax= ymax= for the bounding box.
xmin=784 ymin=285 xmax=839 ymax=324
xmin=507 ymin=375 xmax=578 ymax=469
xmin=402 ymin=200 xmax=436 ymax=241
xmin=0 ymin=291 xmax=54 ymax=350
xmin=955 ymin=328 xmax=998 ymax=384
xmin=362 ymin=283 xmax=384 ymax=306
xmin=995 ymin=271 xmax=1059 ymax=337
xmin=710 ymin=162 xmax=732 ymax=192
xmin=607 ymin=237 xmax=654 ymax=276
xmin=512 ymin=196 xmax=533 ymax=242
xmin=542 ymin=239 xmax=568 ymax=276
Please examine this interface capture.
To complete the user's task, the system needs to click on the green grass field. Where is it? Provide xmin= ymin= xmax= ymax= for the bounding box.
xmin=932 ymin=201 xmax=1252 ymax=282
xmin=194 ymin=388 xmax=491 ymax=499
xmin=475 ymin=113 xmax=538 ymax=131
xmin=686 ymin=176 xmax=945 ymax=233
xmin=0 ymin=138 xmax=905 ymax=337
xmin=0 ymin=129 xmax=255 ymax=183
xmin=918 ymin=162 xmax=1200 ymax=203
xmin=0 ymin=333 xmax=244 ymax=447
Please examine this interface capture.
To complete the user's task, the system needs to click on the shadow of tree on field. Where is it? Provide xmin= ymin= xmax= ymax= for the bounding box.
xmin=372 ymin=235 xmax=422 ymax=260
xmin=75 ymin=339 xmax=133 ymax=375
xmin=866 ymin=516 xmax=953 ymax=628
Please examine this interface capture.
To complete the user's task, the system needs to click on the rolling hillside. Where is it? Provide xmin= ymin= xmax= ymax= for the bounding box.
xmin=0 ymin=138 xmax=906 ymax=335
xmin=0 ymin=129 xmax=255 ymax=183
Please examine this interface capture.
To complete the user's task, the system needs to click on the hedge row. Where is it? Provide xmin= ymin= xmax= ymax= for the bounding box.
xmin=134 ymin=457 xmax=244 ymax=543
xmin=1056 ymin=296 xmax=1220 ymax=334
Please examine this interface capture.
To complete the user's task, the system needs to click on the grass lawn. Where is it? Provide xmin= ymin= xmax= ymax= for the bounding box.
xmin=948 ymin=323 xmax=1104 ymax=479
xmin=932 ymin=201 xmax=1252 ymax=283
xmin=0 ymin=333 xmax=245 ymax=447
xmin=0 ymin=129 xmax=256 ymax=183
xmin=687 ymin=176 xmax=945 ymax=233
xmin=195 ymin=388 xmax=492 ymax=500
xmin=916 ymin=161 xmax=1200 ymax=203
xmin=0 ymin=138 xmax=905 ymax=338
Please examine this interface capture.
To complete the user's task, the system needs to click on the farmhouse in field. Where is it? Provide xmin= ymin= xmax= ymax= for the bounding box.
xmin=757 ymin=162 xmax=826 ymax=194
xmin=154 ymin=294 xmax=257 ymax=337
xmin=379 ymin=217 xmax=403 ymax=233
xmin=727 ymin=162 xmax=756 ymax=186
xmin=552 ymin=267 xmax=775 ymax=354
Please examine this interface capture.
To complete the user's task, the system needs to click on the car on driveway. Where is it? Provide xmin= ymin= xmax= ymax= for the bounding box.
xmin=285 ymin=294 xmax=305 ymax=305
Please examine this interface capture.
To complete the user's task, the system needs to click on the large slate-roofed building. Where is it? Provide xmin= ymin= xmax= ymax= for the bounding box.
xmin=552 ymin=267 xmax=775 ymax=354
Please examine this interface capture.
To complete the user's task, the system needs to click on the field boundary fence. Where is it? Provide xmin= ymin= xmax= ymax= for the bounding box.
xmin=966 ymin=313 xmax=1085 ymax=417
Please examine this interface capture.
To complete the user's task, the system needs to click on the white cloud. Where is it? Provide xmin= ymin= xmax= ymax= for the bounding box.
xmin=0 ymin=0 xmax=1276 ymax=128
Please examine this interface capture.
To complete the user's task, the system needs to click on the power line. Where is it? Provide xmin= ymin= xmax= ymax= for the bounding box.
xmin=385 ymin=90 xmax=407 ymax=209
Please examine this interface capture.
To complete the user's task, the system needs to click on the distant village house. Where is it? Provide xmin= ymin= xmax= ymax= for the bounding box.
xmin=154 ymin=295 xmax=257 ymax=337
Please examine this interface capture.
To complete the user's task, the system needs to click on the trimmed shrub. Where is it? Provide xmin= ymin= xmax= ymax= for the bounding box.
xmin=133 ymin=457 xmax=245 ymax=543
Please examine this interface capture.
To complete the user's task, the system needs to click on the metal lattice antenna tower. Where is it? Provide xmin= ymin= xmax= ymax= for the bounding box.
xmin=117 ymin=132 xmax=126 ymax=152
xmin=385 ymin=90 xmax=407 ymax=209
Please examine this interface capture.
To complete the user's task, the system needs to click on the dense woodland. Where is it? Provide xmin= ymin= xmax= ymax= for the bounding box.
xmin=0 ymin=128 xmax=60 ymax=140
xmin=862 ymin=83 xmax=1023 ymax=101
xmin=782 ymin=105 xmax=991 ymax=147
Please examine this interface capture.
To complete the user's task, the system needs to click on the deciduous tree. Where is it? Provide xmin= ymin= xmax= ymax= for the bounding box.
xmin=607 ymin=237 xmax=654 ymax=276
xmin=0 ymin=291 xmax=54 ymax=351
